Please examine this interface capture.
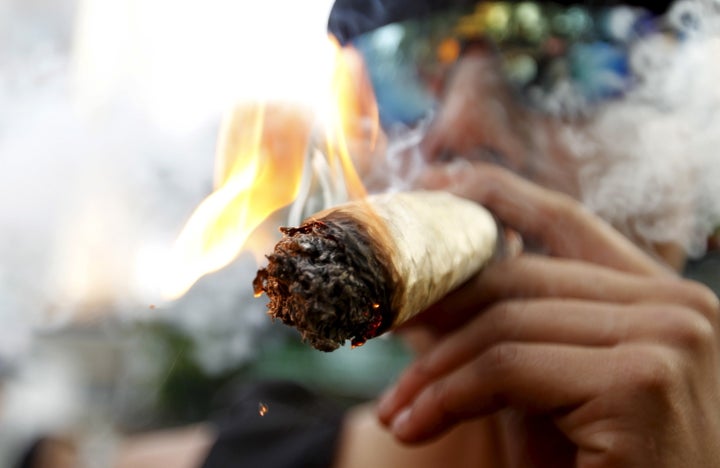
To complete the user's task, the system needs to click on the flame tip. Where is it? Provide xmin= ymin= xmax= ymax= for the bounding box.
xmin=165 ymin=34 xmax=378 ymax=301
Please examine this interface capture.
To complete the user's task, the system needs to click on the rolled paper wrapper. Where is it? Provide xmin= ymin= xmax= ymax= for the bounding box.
xmin=253 ymin=191 xmax=498 ymax=351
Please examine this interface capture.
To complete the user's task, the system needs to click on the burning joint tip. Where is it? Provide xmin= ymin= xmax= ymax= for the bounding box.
xmin=254 ymin=191 xmax=498 ymax=351
xmin=258 ymin=402 xmax=269 ymax=416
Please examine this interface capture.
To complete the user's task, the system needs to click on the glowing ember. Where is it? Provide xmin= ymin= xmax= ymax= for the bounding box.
xmin=258 ymin=402 xmax=269 ymax=416
xmin=162 ymin=36 xmax=379 ymax=300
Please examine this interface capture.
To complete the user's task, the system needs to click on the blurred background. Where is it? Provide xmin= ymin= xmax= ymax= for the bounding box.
xmin=0 ymin=0 xmax=411 ymax=466
xmin=4 ymin=0 xmax=720 ymax=466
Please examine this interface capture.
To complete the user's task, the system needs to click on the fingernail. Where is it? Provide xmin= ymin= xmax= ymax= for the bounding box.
xmin=391 ymin=408 xmax=412 ymax=436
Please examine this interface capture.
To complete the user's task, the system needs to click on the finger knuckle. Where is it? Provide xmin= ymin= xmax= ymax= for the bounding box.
xmin=582 ymin=432 xmax=652 ymax=468
xmin=626 ymin=347 xmax=679 ymax=396
xmin=690 ymin=284 xmax=720 ymax=324
xmin=672 ymin=280 xmax=720 ymax=323
xmin=482 ymin=343 xmax=521 ymax=374
xmin=666 ymin=307 xmax=716 ymax=353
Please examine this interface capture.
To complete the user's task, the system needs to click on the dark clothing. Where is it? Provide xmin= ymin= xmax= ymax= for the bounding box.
xmin=202 ymin=381 xmax=346 ymax=468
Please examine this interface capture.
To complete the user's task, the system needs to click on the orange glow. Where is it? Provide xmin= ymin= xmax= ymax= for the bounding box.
xmin=437 ymin=37 xmax=461 ymax=64
xmin=163 ymin=36 xmax=380 ymax=300
xmin=322 ymin=36 xmax=379 ymax=200
xmin=163 ymin=102 xmax=312 ymax=300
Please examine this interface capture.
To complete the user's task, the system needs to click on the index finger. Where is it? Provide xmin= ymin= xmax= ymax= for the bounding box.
xmin=419 ymin=161 xmax=672 ymax=277
xmin=400 ymin=254 xmax=704 ymax=337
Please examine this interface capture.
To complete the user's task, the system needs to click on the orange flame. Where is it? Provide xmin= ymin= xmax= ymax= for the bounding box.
xmin=322 ymin=36 xmax=379 ymax=200
xmin=162 ymin=36 xmax=379 ymax=300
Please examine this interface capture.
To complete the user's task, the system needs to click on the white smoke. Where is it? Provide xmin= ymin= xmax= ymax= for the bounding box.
xmin=0 ymin=5 xmax=337 ymax=463
xmin=3 ymin=1 xmax=720 ymax=463
xmin=568 ymin=4 xmax=720 ymax=257
xmin=0 ymin=0 xmax=337 ymax=363
xmin=367 ymin=0 xmax=720 ymax=259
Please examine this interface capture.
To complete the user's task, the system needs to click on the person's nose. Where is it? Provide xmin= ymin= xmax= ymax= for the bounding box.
xmin=420 ymin=42 xmax=535 ymax=173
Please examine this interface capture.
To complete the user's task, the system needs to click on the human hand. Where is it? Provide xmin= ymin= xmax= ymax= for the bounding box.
xmin=378 ymin=163 xmax=720 ymax=467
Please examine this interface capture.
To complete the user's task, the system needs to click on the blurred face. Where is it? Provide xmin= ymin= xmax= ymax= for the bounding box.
xmin=419 ymin=40 xmax=583 ymax=198
xmin=350 ymin=0 xmax=720 ymax=264
xmin=352 ymin=2 xmax=658 ymax=195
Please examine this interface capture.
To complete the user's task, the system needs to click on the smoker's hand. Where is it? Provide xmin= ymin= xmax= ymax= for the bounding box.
xmin=421 ymin=161 xmax=671 ymax=276
xmin=380 ymin=263 xmax=720 ymax=466
xmin=400 ymin=161 xmax=674 ymax=336
xmin=377 ymin=163 xmax=720 ymax=466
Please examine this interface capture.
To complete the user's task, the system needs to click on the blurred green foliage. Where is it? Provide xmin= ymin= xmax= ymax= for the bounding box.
xmin=139 ymin=322 xmax=412 ymax=427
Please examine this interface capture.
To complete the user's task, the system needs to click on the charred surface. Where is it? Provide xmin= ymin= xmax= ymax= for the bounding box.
xmin=253 ymin=215 xmax=395 ymax=351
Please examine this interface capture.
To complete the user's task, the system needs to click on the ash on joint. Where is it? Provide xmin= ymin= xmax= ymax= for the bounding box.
xmin=253 ymin=216 xmax=393 ymax=351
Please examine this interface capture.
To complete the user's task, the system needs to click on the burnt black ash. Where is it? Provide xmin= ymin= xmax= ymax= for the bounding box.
xmin=253 ymin=214 xmax=394 ymax=351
